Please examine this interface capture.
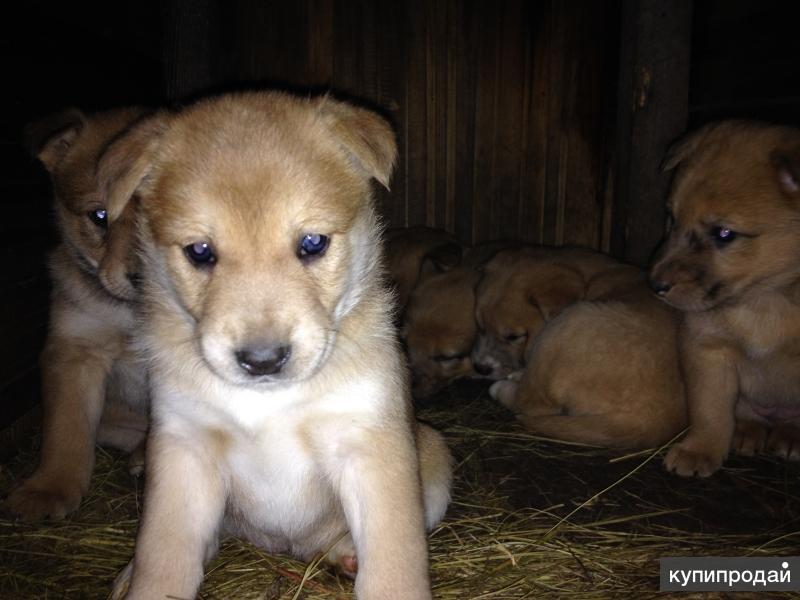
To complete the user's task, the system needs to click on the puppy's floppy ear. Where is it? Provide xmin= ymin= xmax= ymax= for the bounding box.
xmin=661 ymin=123 xmax=715 ymax=172
xmin=98 ymin=199 xmax=140 ymax=301
xmin=97 ymin=111 xmax=169 ymax=221
xmin=24 ymin=108 xmax=86 ymax=172
xmin=316 ymin=96 xmax=398 ymax=189
xmin=417 ymin=242 xmax=463 ymax=283
xmin=770 ymin=146 xmax=800 ymax=197
xmin=423 ymin=242 xmax=463 ymax=272
xmin=96 ymin=112 xmax=168 ymax=300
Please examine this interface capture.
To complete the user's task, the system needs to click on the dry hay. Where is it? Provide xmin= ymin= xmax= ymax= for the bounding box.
xmin=2 ymin=380 xmax=799 ymax=599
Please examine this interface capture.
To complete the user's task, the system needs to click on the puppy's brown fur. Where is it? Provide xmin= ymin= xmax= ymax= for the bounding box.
xmin=481 ymin=247 xmax=686 ymax=448
xmin=401 ymin=243 xmax=515 ymax=398
xmin=384 ymin=227 xmax=463 ymax=313
xmin=651 ymin=120 xmax=800 ymax=476
xmin=4 ymin=108 xmax=149 ymax=521
xmin=99 ymin=92 xmax=452 ymax=599
xmin=473 ymin=246 xmax=646 ymax=379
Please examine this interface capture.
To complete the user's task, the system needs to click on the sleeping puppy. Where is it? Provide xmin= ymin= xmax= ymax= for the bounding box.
xmin=651 ymin=120 xmax=800 ymax=476
xmin=482 ymin=246 xmax=686 ymax=448
xmin=4 ymin=108 xmax=149 ymax=522
xmin=99 ymin=91 xmax=452 ymax=599
xmin=401 ymin=243 xmax=515 ymax=399
xmin=384 ymin=226 xmax=463 ymax=313
xmin=473 ymin=246 xmax=645 ymax=380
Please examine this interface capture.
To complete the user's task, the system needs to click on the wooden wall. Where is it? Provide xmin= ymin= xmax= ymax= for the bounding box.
xmin=166 ymin=0 xmax=622 ymax=250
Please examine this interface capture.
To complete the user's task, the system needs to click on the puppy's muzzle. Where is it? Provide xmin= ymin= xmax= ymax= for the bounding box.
xmin=473 ymin=362 xmax=494 ymax=377
xmin=235 ymin=343 xmax=291 ymax=377
xmin=648 ymin=278 xmax=672 ymax=295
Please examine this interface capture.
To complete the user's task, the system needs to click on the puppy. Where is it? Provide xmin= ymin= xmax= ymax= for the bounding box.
xmin=480 ymin=247 xmax=687 ymax=448
xmin=4 ymin=108 xmax=149 ymax=521
xmin=651 ymin=120 xmax=800 ymax=476
xmin=401 ymin=243 xmax=515 ymax=399
xmin=384 ymin=226 xmax=463 ymax=313
xmin=98 ymin=92 xmax=452 ymax=599
xmin=473 ymin=246 xmax=645 ymax=380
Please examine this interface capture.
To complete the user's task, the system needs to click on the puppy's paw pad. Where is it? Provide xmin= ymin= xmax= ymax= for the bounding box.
xmin=4 ymin=483 xmax=80 ymax=522
xmin=732 ymin=420 xmax=769 ymax=456
xmin=664 ymin=443 xmax=723 ymax=478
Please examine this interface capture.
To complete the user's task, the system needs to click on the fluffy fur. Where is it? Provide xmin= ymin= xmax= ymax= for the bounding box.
xmin=4 ymin=108 xmax=149 ymax=521
xmin=99 ymin=92 xmax=452 ymax=599
xmin=480 ymin=247 xmax=687 ymax=448
xmin=400 ymin=243 xmax=513 ymax=398
xmin=651 ymin=120 xmax=800 ymax=476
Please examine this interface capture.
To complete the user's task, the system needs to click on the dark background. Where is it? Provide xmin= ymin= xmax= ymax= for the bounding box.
xmin=2 ymin=0 xmax=800 ymax=439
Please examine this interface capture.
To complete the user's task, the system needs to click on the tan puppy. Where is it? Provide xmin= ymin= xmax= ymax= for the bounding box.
xmin=401 ymin=243 xmax=514 ymax=398
xmin=473 ymin=246 xmax=645 ymax=380
xmin=482 ymin=247 xmax=686 ymax=447
xmin=384 ymin=226 xmax=463 ymax=313
xmin=651 ymin=120 xmax=800 ymax=476
xmin=4 ymin=108 xmax=149 ymax=522
xmin=98 ymin=92 xmax=452 ymax=599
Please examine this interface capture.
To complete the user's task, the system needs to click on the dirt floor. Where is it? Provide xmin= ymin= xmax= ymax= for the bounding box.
xmin=1 ymin=380 xmax=799 ymax=598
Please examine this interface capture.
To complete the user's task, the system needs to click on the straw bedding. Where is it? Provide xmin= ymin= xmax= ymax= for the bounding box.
xmin=2 ymin=380 xmax=798 ymax=599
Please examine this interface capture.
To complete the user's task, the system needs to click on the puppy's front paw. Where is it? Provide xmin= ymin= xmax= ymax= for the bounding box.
xmin=489 ymin=378 xmax=519 ymax=408
xmin=664 ymin=441 xmax=724 ymax=478
xmin=732 ymin=420 xmax=769 ymax=456
xmin=767 ymin=424 xmax=800 ymax=461
xmin=4 ymin=477 xmax=82 ymax=521
xmin=110 ymin=559 xmax=134 ymax=600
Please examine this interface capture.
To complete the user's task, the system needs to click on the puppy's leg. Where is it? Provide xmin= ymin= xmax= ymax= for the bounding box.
xmin=731 ymin=420 xmax=769 ymax=457
xmin=664 ymin=340 xmax=738 ymax=477
xmin=331 ymin=426 xmax=432 ymax=600
xmin=766 ymin=421 xmax=800 ymax=461
xmin=326 ymin=423 xmax=451 ymax=580
xmin=120 ymin=430 xmax=225 ymax=600
xmin=5 ymin=337 xmax=115 ymax=521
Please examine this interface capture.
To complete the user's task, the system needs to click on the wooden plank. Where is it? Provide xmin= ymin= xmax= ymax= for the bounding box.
xmin=374 ymin=1 xmax=408 ymax=228
xmin=542 ymin=1 xmax=566 ymax=246
xmin=470 ymin=0 xmax=500 ymax=244
xmin=612 ymin=0 xmax=692 ymax=265
xmin=522 ymin=1 xmax=551 ymax=244
xmin=492 ymin=0 xmax=527 ymax=241
xmin=404 ymin=0 xmax=429 ymax=227
xmin=305 ymin=0 xmax=335 ymax=85
xmin=160 ymin=0 xmax=218 ymax=102
xmin=453 ymin=0 xmax=479 ymax=244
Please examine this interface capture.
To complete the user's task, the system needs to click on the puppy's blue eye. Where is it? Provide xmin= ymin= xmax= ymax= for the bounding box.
xmin=298 ymin=233 xmax=329 ymax=259
xmin=88 ymin=208 xmax=108 ymax=229
xmin=184 ymin=242 xmax=216 ymax=266
xmin=711 ymin=226 xmax=737 ymax=245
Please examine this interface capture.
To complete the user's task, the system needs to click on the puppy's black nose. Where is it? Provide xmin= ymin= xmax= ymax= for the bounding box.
xmin=649 ymin=279 xmax=672 ymax=295
xmin=236 ymin=344 xmax=291 ymax=376
xmin=474 ymin=363 xmax=493 ymax=377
